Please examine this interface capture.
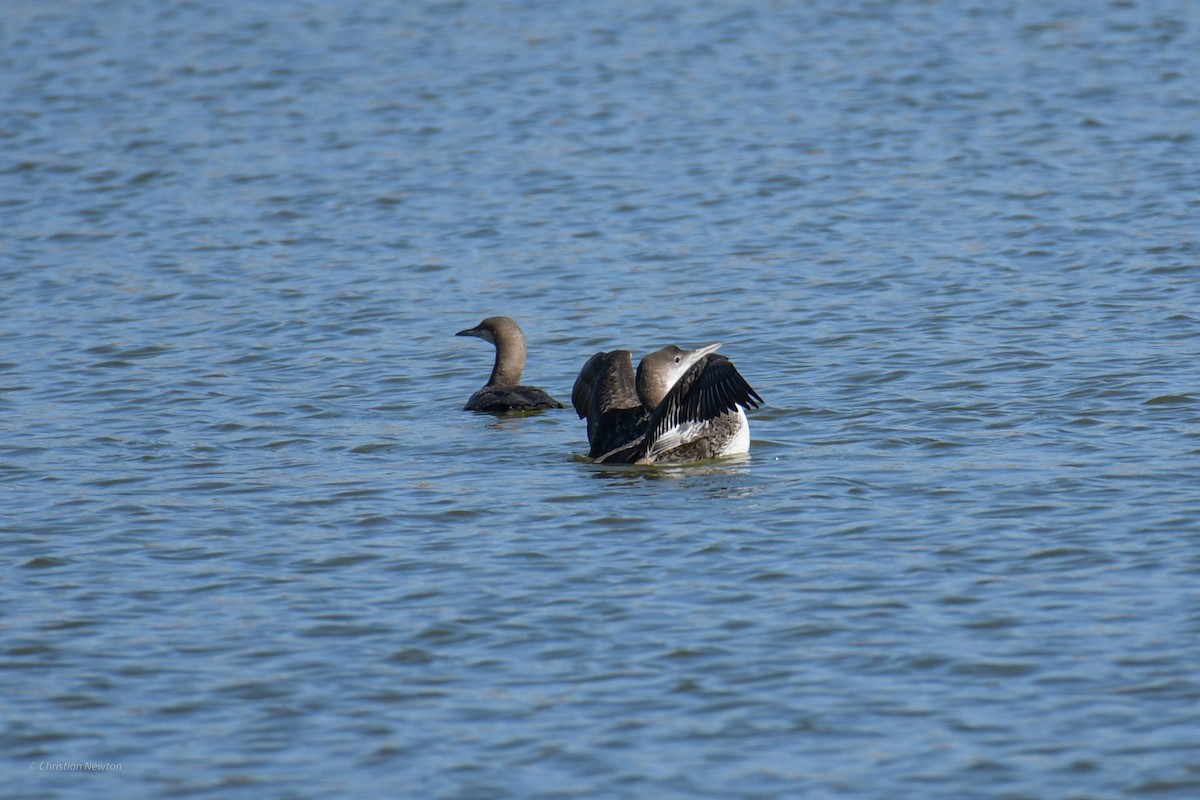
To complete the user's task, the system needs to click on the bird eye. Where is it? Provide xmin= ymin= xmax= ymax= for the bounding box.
xmin=674 ymin=356 xmax=681 ymax=363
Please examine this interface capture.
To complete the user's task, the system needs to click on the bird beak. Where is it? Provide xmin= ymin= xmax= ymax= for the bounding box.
xmin=685 ymin=342 xmax=723 ymax=367
xmin=456 ymin=325 xmax=481 ymax=338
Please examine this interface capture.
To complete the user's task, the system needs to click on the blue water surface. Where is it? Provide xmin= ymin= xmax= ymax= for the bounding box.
xmin=3 ymin=1 xmax=1199 ymax=798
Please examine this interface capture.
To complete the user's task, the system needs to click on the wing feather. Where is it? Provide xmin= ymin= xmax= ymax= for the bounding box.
xmin=572 ymin=351 xmax=639 ymax=418
xmin=572 ymin=350 xmax=645 ymax=458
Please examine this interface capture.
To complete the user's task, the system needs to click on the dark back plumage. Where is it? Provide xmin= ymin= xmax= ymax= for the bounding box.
xmin=465 ymin=385 xmax=562 ymax=413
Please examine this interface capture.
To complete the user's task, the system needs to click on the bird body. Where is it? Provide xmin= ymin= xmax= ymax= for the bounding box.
xmin=572 ymin=342 xmax=762 ymax=464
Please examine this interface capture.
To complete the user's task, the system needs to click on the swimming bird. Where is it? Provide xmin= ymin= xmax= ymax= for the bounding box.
xmin=572 ymin=341 xmax=762 ymax=464
xmin=456 ymin=316 xmax=564 ymax=412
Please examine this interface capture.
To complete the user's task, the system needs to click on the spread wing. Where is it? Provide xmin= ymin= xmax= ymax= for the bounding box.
xmin=634 ymin=354 xmax=762 ymax=461
xmin=572 ymin=350 xmax=639 ymax=417
xmin=572 ymin=350 xmax=646 ymax=458
xmin=571 ymin=352 xmax=605 ymax=419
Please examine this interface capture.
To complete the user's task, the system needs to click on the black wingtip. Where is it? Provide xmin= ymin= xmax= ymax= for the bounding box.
xmin=744 ymin=384 xmax=764 ymax=409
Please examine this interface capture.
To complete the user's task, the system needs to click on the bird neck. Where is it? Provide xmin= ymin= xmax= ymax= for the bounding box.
xmin=635 ymin=364 xmax=668 ymax=409
xmin=488 ymin=334 xmax=526 ymax=386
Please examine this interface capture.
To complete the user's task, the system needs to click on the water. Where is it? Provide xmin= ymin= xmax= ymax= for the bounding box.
xmin=3 ymin=0 xmax=1199 ymax=797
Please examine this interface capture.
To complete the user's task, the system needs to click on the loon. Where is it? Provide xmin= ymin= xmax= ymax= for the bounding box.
xmin=456 ymin=316 xmax=564 ymax=412
xmin=572 ymin=341 xmax=762 ymax=464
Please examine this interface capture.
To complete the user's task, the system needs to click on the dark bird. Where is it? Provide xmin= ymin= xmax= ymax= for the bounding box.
xmin=456 ymin=316 xmax=564 ymax=412
xmin=572 ymin=341 xmax=762 ymax=464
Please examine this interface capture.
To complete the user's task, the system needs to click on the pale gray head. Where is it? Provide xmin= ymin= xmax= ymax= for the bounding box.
xmin=456 ymin=316 xmax=528 ymax=386
xmin=635 ymin=341 xmax=722 ymax=409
